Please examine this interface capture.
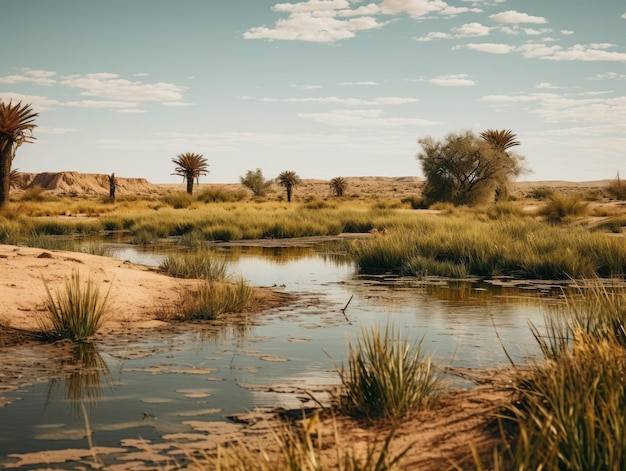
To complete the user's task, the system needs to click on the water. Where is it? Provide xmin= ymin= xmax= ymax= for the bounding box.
xmin=0 ymin=242 xmax=551 ymax=468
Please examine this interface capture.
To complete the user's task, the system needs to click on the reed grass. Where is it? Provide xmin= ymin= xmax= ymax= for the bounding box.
xmin=179 ymin=278 xmax=252 ymax=320
xmin=40 ymin=270 xmax=110 ymax=341
xmin=334 ymin=324 xmax=440 ymax=422
xmin=160 ymin=250 xmax=228 ymax=280
xmin=192 ymin=413 xmax=408 ymax=471
xmin=350 ymin=217 xmax=626 ymax=279
xmin=480 ymin=282 xmax=626 ymax=470
xmin=539 ymin=193 xmax=589 ymax=223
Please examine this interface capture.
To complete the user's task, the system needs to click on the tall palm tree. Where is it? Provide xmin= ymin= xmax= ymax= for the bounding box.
xmin=329 ymin=176 xmax=347 ymax=197
xmin=0 ymin=101 xmax=38 ymax=208
xmin=277 ymin=170 xmax=301 ymax=203
xmin=172 ymin=152 xmax=209 ymax=195
xmin=479 ymin=129 xmax=520 ymax=152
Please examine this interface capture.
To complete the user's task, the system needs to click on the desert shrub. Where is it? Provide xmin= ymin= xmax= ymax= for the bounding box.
xmin=40 ymin=270 xmax=109 ymax=341
xmin=196 ymin=187 xmax=247 ymax=203
xmin=19 ymin=186 xmax=51 ymax=202
xmin=334 ymin=324 xmax=440 ymax=422
xmin=401 ymin=196 xmax=428 ymax=209
xmin=606 ymin=177 xmax=626 ymax=200
xmin=162 ymin=192 xmax=194 ymax=209
xmin=160 ymin=250 xmax=227 ymax=280
xmin=539 ymin=193 xmax=589 ymax=223
xmin=179 ymin=278 xmax=252 ymax=320
xmin=524 ymin=186 xmax=553 ymax=200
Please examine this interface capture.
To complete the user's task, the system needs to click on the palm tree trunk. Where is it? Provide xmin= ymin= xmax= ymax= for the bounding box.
xmin=0 ymin=139 xmax=12 ymax=208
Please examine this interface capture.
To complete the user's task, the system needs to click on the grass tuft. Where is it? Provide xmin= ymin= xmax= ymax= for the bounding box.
xmin=178 ymin=278 xmax=252 ymax=320
xmin=40 ymin=270 xmax=109 ymax=341
xmin=160 ymin=250 xmax=228 ymax=280
xmin=334 ymin=324 xmax=440 ymax=422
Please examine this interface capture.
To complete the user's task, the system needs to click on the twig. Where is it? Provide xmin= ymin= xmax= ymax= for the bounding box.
xmin=340 ymin=295 xmax=353 ymax=324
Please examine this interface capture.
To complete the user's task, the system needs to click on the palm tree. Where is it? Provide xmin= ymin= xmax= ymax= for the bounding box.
xmin=0 ymin=101 xmax=38 ymax=208
xmin=9 ymin=169 xmax=24 ymax=189
xmin=108 ymin=172 xmax=119 ymax=202
xmin=277 ymin=170 xmax=301 ymax=202
xmin=172 ymin=152 xmax=209 ymax=195
xmin=329 ymin=176 xmax=347 ymax=197
xmin=479 ymin=129 xmax=521 ymax=201
xmin=479 ymin=129 xmax=520 ymax=152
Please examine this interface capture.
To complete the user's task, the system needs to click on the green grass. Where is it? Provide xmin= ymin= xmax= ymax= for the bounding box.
xmin=178 ymin=278 xmax=252 ymax=320
xmin=349 ymin=217 xmax=626 ymax=279
xmin=40 ymin=270 xmax=110 ymax=341
xmin=159 ymin=250 xmax=228 ymax=280
xmin=480 ymin=283 xmax=626 ymax=470
xmin=334 ymin=324 xmax=441 ymax=422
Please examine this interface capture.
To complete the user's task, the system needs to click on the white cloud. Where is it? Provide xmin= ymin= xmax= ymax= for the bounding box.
xmin=59 ymin=73 xmax=187 ymax=102
xmin=299 ymin=108 xmax=440 ymax=127
xmin=535 ymin=82 xmax=559 ymax=89
xmin=37 ymin=127 xmax=79 ymax=135
xmin=464 ymin=42 xmax=514 ymax=54
xmin=589 ymin=72 xmax=626 ymax=80
xmin=337 ymin=81 xmax=380 ymax=86
xmin=489 ymin=10 xmax=547 ymax=24
xmin=245 ymin=0 xmax=480 ymax=43
xmin=429 ymin=74 xmax=476 ymax=86
xmin=0 ymin=69 xmax=57 ymax=86
xmin=379 ymin=0 xmax=472 ymax=18
xmin=452 ymin=22 xmax=491 ymax=37
xmin=523 ymin=27 xmax=551 ymax=36
xmin=482 ymin=92 xmax=626 ymax=129
xmin=244 ymin=11 xmax=386 ymax=42
xmin=519 ymin=43 xmax=626 ymax=62
xmin=0 ymin=93 xmax=59 ymax=111
xmin=242 ymin=95 xmax=418 ymax=105
xmin=65 ymin=100 xmax=139 ymax=109
xmin=414 ymin=31 xmax=452 ymax=41
xmin=622 ymin=13 xmax=626 ymax=19
xmin=561 ymin=29 xmax=574 ymax=35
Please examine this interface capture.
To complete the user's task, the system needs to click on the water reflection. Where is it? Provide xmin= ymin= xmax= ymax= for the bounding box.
xmin=45 ymin=342 xmax=113 ymax=415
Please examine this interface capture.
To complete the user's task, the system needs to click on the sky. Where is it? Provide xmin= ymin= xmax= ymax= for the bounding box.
xmin=2 ymin=0 xmax=626 ymax=184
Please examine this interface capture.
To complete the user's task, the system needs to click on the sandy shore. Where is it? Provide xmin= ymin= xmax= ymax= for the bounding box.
xmin=0 ymin=244 xmax=205 ymax=334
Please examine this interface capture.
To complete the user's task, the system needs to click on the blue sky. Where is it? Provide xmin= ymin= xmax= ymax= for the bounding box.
xmin=2 ymin=0 xmax=625 ymax=184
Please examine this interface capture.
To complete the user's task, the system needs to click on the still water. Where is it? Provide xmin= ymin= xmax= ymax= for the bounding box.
xmin=0 ymin=242 xmax=552 ymax=468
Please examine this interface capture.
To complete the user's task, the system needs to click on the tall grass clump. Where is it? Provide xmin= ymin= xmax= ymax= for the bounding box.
xmin=539 ymin=193 xmax=589 ymax=223
xmin=350 ymin=217 xmax=626 ymax=280
xmin=160 ymin=250 xmax=227 ymax=280
xmin=194 ymin=413 xmax=409 ymax=471
xmin=179 ymin=278 xmax=252 ymax=320
xmin=482 ymin=283 xmax=626 ymax=470
xmin=40 ymin=270 xmax=110 ymax=341
xmin=334 ymin=324 xmax=440 ymax=422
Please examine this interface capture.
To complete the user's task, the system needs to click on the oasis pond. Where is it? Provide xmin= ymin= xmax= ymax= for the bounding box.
xmin=0 ymin=240 xmax=556 ymax=469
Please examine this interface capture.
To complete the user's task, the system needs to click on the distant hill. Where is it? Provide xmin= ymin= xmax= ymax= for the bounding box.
xmin=11 ymin=172 xmax=610 ymax=200
xmin=18 ymin=172 xmax=160 ymax=196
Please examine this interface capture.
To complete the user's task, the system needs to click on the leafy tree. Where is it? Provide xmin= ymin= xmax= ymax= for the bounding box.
xmin=172 ymin=152 xmax=209 ymax=195
xmin=0 ymin=101 xmax=38 ymax=208
xmin=240 ymin=168 xmax=272 ymax=197
xmin=329 ymin=176 xmax=347 ymax=197
xmin=277 ymin=170 xmax=301 ymax=203
xmin=417 ymin=130 xmax=527 ymax=206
